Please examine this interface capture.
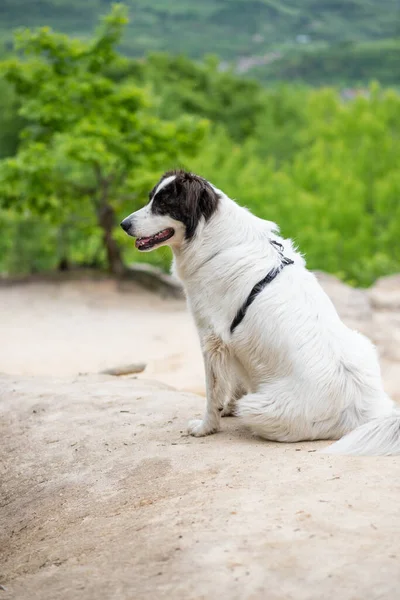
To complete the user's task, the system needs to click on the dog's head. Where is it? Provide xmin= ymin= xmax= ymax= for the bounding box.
xmin=120 ymin=170 xmax=220 ymax=251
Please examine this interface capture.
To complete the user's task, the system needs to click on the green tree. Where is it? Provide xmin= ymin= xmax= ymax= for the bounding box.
xmin=192 ymin=84 xmax=400 ymax=286
xmin=109 ymin=53 xmax=267 ymax=142
xmin=0 ymin=77 xmax=23 ymax=159
xmin=0 ymin=4 xmax=207 ymax=274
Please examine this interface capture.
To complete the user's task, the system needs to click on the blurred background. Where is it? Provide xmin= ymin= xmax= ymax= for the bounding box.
xmin=0 ymin=1 xmax=400 ymax=393
xmin=0 ymin=0 xmax=399 ymax=285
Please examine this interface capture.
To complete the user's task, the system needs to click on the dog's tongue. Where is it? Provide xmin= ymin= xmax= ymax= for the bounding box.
xmin=135 ymin=228 xmax=174 ymax=249
xmin=135 ymin=236 xmax=152 ymax=249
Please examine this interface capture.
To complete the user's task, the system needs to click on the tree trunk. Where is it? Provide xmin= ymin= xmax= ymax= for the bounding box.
xmin=97 ymin=203 xmax=126 ymax=276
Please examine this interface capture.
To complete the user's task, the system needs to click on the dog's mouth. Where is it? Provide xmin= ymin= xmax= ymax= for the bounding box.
xmin=135 ymin=228 xmax=175 ymax=251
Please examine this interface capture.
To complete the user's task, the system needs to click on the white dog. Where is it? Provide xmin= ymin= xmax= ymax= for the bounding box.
xmin=121 ymin=170 xmax=400 ymax=455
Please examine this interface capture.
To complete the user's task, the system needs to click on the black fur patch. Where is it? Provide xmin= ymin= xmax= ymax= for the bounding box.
xmin=150 ymin=170 xmax=220 ymax=239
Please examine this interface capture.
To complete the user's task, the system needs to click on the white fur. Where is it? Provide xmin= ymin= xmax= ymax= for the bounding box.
xmin=154 ymin=174 xmax=176 ymax=196
xmin=131 ymin=180 xmax=399 ymax=455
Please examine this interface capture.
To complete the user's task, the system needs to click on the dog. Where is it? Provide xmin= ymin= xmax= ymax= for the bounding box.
xmin=121 ymin=169 xmax=400 ymax=455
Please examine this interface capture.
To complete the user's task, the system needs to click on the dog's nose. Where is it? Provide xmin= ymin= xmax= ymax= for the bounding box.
xmin=120 ymin=218 xmax=131 ymax=233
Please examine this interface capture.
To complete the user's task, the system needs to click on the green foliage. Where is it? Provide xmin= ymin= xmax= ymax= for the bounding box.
xmin=0 ymin=44 xmax=24 ymax=160
xmin=191 ymin=84 xmax=400 ymax=286
xmin=0 ymin=5 xmax=399 ymax=286
xmin=0 ymin=0 xmax=399 ymax=59
xmin=108 ymin=53 xmax=268 ymax=142
xmin=254 ymin=39 xmax=400 ymax=87
xmin=0 ymin=0 xmax=399 ymax=86
xmin=0 ymin=5 xmax=207 ymax=273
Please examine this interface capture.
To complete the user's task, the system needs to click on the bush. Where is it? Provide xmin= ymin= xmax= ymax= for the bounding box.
xmin=192 ymin=85 xmax=400 ymax=286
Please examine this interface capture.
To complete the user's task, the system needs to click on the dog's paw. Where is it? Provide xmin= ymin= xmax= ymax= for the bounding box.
xmin=187 ymin=419 xmax=219 ymax=437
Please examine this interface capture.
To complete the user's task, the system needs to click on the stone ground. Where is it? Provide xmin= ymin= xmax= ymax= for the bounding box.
xmin=1 ymin=273 xmax=400 ymax=599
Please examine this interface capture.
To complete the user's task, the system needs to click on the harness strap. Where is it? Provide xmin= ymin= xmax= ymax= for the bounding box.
xmin=230 ymin=241 xmax=294 ymax=334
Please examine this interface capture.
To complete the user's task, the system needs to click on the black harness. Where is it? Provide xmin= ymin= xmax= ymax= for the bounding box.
xmin=230 ymin=240 xmax=294 ymax=334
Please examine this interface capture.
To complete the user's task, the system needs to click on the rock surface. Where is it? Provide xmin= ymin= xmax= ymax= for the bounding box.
xmin=1 ymin=374 xmax=400 ymax=600
xmin=1 ymin=272 xmax=400 ymax=599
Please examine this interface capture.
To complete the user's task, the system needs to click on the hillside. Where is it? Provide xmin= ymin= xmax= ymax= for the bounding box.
xmin=0 ymin=0 xmax=399 ymax=84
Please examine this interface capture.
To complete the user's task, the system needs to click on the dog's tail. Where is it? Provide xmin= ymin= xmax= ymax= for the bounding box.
xmin=322 ymin=410 xmax=400 ymax=456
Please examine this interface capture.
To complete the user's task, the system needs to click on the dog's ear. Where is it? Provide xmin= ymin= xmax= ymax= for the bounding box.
xmin=184 ymin=177 xmax=219 ymax=239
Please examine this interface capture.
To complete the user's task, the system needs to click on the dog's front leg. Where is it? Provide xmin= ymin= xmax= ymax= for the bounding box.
xmin=188 ymin=334 xmax=230 ymax=437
